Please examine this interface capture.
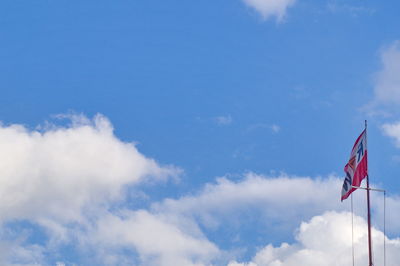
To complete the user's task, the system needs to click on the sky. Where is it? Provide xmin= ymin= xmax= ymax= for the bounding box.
xmin=2 ymin=0 xmax=400 ymax=265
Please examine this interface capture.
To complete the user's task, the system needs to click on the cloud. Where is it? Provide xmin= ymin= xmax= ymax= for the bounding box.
xmin=382 ymin=121 xmax=400 ymax=147
xmin=0 ymin=115 xmax=397 ymax=265
xmin=229 ymin=211 xmax=399 ymax=266
xmin=80 ymin=173 xmax=351 ymax=265
xmin=372 ymin=41 xmax=400 ymax=106
xmin=241 ymin=0 xmax=296 ymax=22
xmin=154 ymin=173 xmax=344 ymax=230
xmin=246 ymin=123 xmax=281 ymax=134
xmin=270 ymin=124 xmax=280 ymax=133
xmin=0 ymin=235 xmax=45 ymax=266
xmin=72 ymin=172 xmax=396 ymax=265
xmin=363 ymin=41 xmax=400 ymax=117
xmin=0 ymin=114 xmax=180 ymax=224
xmin=327 ymin=2 xmax=375 ymax=16
xmin=3 ymin=163 xmax=397 ymax=265
xmin=87 ymin=210 xmax=219 ymax=266
xmin=215 ymin=115 xmax=233 ymax=126
xmin=148 ymin=173 xmax=397 ymax=263
xmin=0 ymin=114 xmax=181 ymax=264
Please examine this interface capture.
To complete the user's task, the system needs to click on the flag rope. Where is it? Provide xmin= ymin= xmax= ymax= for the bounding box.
xmin=384 ymin=191 xmax=386 ymax=266
xmin=370 ymin=194 xmax=374 ymax=266
xmin=351 ymin=193 xmax=355 ymax=266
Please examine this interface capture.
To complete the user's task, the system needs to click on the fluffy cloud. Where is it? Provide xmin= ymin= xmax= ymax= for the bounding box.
xmin=229 ymin=211 xmax=400 ymax=266
xmin=373 ymin=41 xmax=400 ymax=106
xmin=0 ymin=115 xmax=398 ymax=265
xmin=74 ymin=173 xmax=351 ymax=265
xmin=364 ymin=41 xmax=400 ymax=116
xmin=0 ymin=114 xmax=181 ymax=263
xmin=155 ymin=173 xmax=345 ymax=231
xmin=79 ymin=173 xmax=352 ymax=265
xmin=157 ymin=172 xmax=397 ymax=235
xmin=382 ymin=121 xmax=400 ymax=147
xmin=0 ymin=114 xmax=179 ymax=224
xmin=88 ymin=210 xmax=219 ymax=266
xmin=0 ymin=232 xmax=45 ymax=266
xmin=241 ymin=0 xmax=296 ymax=21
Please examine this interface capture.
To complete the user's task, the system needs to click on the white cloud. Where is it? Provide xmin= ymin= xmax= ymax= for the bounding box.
xmin=0 ymin=238 xmax=44 ymax=266
xmin=0 ymin=114 xmax=179 ymax=225
xmin=79 ymin=173 xmax=355 ymax=265
xmin=3 ymin=164 xmax=397 ymax=265
xmin=270 ymin=124 xmax=280 ymax=133
xmin=0 ymin=114 xmax=224 ymax=265
xmin=382 ymin=121 xmax=400 ymax=147
xmin=241 ymin=0 xmax=296 ymax=22
xmin=88 ymin=210 xmax=219 ymax=266
xmin=0 ymin=114 xmax=181 ymax=264
xmin=373 ymin=41 xmax=400 ymax=105
xmin=154 ymin=173 xmax=345 ymax=231
xmin=0 ymin=116 xmax=398 ymax=265
xmin=215 ymin=115 xmax=233 ymax=126
xmin=73 ymin=173 xmax=347 ymax=265
xmin=148 ymin=173 xmax=398 ymax=264
xmin=229 ymin=211 xmax=400 ymax=266
xmin=327 ymin=2 xmax=375 ymax=16
xmin=70 ymin=172 xmax=397 ymax=265
xmin=363 ymin=41 xmax=400 ymax=117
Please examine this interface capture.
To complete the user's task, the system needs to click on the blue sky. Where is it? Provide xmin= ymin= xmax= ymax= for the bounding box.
xmin=2 ymin=0 xmax=400 ymax=265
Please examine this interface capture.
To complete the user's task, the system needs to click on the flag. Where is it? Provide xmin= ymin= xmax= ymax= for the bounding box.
xmin=341 ymin=129 xmax=368 ymax=201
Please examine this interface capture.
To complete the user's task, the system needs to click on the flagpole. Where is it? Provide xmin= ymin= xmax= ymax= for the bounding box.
xmin=365 ymin=120 xmax=373 ymax=266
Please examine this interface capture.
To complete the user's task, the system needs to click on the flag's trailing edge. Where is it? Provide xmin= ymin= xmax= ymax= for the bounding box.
xmin=341 ymin=129 xmax=368 ymax=201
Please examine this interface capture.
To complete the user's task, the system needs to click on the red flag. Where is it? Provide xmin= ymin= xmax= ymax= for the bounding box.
xmin=341 ymin=129 xmax=368 ymax=201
